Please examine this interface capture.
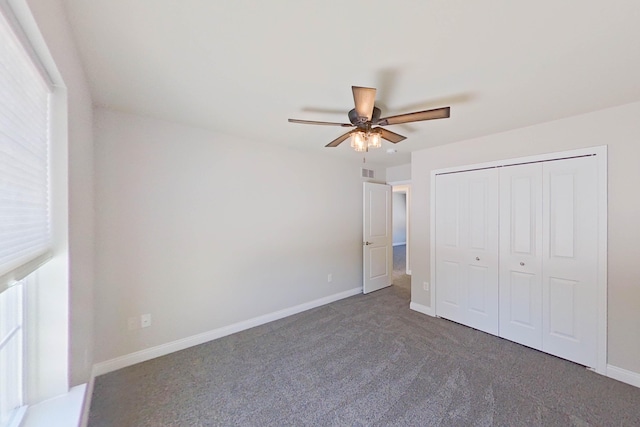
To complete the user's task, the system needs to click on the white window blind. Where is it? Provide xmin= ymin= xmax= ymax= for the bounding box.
xmin=0 ymin=8 xmax=51 ymax=292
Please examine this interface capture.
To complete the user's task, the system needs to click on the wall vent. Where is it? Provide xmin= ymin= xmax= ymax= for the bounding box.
xmin=361 ymin=168 xmax=375 ymax=178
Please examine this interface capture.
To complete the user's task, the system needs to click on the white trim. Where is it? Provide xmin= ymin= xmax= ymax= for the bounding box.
xmin=6 ymin=405 xmax=27 ymax=427
xmin=409 ymin=302 xmax=435 ymax=317
xmin=78 ymin=368 xmax=95 ymax=427
xmin=596 ymin=147 xmax=608 ymax=375
xmin=21 ymin=384 xmax=86 ymax=427
xmin=406 ymin=269 xmax=411 ymax=275
xmin=429 ymin=170 xmax=437 ymax=312
xmin=431 ymin=145 xmax=605 ymax=176
xmin=387 ymin=179 xmax=411 ymax=186
xmin=93 ymin=287 xmax=362 ymax=376
xmin=406 ymin=186 xmax=411 ymax=276
xmin=0 ymin=251 xmax=51 ymax=294
xmin=606 ymin=365 xmax=640 ymax=389
xmin=0 ymin=0 xmax=54 ymax=87
xmin=392 ymin=242 xmax=406 ymax=247
xmin=428 ymin=145 xmax=608 ymax=373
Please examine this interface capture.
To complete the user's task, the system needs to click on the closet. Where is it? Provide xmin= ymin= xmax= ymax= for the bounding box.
xmin=433 ymin=149 xmax=605 ymax=369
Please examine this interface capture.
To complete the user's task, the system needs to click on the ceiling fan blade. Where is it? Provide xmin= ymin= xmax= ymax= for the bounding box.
xmin=352 ymin=86 xmax=376 ymax=121
xmin=288 ymin=118 xmax=353 ymax=127
xmin=377 ymin=127 xmax=406 ymax=144
xmin=378 ymin=106 xmax=450 ymax=126
xmin=325 ymin=130 xmax=356 ymax=148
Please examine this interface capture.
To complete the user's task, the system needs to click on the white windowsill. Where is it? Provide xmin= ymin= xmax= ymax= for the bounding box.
xmin=21 ymin=384 xmax=86 ymax=427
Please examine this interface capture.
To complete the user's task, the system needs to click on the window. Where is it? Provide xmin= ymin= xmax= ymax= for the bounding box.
xmin=0 ymin=280 xmax=25 ymax=427
xmin=0 ymin=3 xmax=52 ymax=426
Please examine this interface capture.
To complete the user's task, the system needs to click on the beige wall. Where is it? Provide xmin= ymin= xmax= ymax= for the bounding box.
xmin=411 ymin=101 xmax=640 ymax=374
xmin=94 ymin=109 xmax=365 ymax=362
xmin=386 ymin=163 xmax=411 ymax=183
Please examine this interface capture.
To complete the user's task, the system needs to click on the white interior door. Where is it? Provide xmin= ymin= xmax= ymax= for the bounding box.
xmin=542 ymin=156 xmax=598 ymax=367
xmin=499 ymin=163 xmax=543 ymax=349
xmin=435 ymin=169 xmax=499 ymax=334
xmin=363 ymin=182 xmax=392 ymax=294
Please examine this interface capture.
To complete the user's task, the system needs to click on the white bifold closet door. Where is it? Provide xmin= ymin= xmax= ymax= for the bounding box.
xmin=541 ymin=156 xmax=598 ymax=367
xmin=498 ymin=163 xmax=544 ymax=350
xmin=436 ymin=155 xmax=599 ymax=368
xmin=498 ymin=156 xmax=598 ymax=367
xmin=435 ymin=168 xmax=499 ymax=335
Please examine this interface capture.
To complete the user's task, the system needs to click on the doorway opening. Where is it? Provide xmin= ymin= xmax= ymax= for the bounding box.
xmin=392 ymin=184 xmax=411 ymax=294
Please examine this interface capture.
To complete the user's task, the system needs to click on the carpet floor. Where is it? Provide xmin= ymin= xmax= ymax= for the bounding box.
xmin=89 ymin=249 xmax=640 ymax=426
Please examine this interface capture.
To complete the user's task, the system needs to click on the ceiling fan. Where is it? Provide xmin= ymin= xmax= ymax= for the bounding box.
xmin=288 ymin=86 xmax=450 ymax=152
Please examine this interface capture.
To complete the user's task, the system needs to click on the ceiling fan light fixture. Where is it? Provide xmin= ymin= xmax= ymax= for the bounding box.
xmin=367 ymin=130 xmax=381 ymax=149
xmin=350 ymin=130 xmax=382 ymax=152
xmin=351 ymin=131 xmax=367 ymax=152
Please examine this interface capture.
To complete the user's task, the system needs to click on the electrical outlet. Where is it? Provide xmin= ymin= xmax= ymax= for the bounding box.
xmin=141 ymin=313 xmax=152 ymax=328
xmin=127 ymin=316 xmax=138 ymax=331
xmin=327 ymin=273 xmax=333 ymax=283
xmin=423 ymin=282 xmax=430 ymax=291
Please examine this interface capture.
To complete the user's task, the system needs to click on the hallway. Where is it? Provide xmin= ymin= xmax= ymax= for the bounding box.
xmin=392 ymin=244 xmax=410 ymax=292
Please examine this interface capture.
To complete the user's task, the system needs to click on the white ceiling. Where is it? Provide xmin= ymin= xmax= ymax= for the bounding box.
xmin=62 ymin=0 xmax=640 ymax=167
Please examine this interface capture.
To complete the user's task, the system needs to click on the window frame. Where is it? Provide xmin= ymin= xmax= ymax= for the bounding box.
xmin=0 ymin=1 xmax=67 ymax=424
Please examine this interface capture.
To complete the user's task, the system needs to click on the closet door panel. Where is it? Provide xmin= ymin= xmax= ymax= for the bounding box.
xmin=499 ymin=164 xmax=543 ymax=349
xmin=465 ymin=169 xmax=499 ymax=334
xmin=548 ymin=277 xmax=579 ymax=339
xmin=508 ymin=271 xmax=538 ymax=326
xmin=542 ymin=156 xmax=598 ymax=367
xmin=435 ymin=169 xmax=498 ymax=334
xmin=469 ymin=180 xmax=488 ymax=250
xmin=435 ymin=173 xmax=467 ymax=324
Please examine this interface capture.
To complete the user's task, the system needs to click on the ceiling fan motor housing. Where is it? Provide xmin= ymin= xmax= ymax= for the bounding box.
xmin=348 ymin=106 xmax=381 ymax=126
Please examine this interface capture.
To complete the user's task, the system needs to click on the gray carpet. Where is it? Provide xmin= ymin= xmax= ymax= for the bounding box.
xmin=89 ymin=267 xmax=640 ymax=426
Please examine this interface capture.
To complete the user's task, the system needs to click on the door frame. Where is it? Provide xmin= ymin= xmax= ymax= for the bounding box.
xmin=429 ymin=145 xmax=608 ymax=374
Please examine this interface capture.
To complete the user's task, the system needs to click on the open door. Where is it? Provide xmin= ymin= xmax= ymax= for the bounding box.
xmin=363 ymin=182 xmax=392 ymax=294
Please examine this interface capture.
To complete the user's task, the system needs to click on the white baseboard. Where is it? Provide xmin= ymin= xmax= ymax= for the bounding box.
xmin=392 ymin=242 xmax=407 ymax=247
xmin=607 ymin=364 xmax=640 ymax=389
xmin=409 ymin=301 xmax=435 ymax=317
xmin=92 ymin=287 xmax=362 ymax=376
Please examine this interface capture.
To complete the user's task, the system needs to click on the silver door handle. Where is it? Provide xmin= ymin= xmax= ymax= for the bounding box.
xmin=364 ymin=241 xmax=373 ymax=246
xmin=520 ymin=262 xmax=525 ymax=266
xmin=475 ymin=257 xmax=480 ymax=261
